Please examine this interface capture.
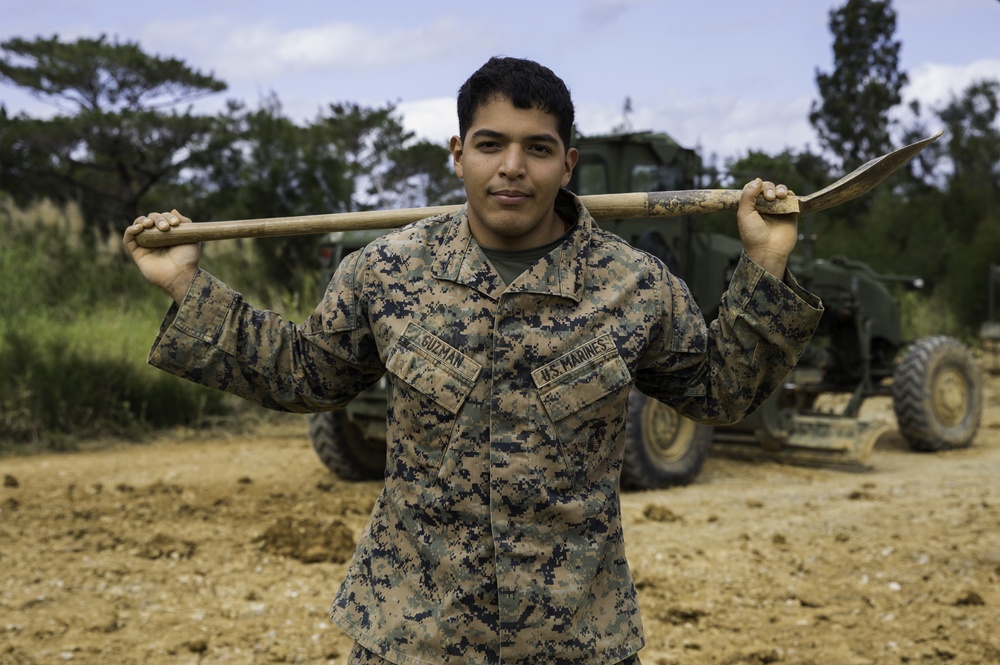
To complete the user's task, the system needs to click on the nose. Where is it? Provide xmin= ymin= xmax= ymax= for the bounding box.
xmin=498 ymin=146 xmax=526 ymax=179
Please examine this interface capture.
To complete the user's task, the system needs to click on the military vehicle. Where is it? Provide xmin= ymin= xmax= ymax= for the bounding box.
xmin=307 ymin=131 xmax=983 ymax=489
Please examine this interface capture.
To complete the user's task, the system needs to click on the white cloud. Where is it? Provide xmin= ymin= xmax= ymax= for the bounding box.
xmin=575 ymin=92 xmax=819 ymax=161
xmin=397 ymin=97 xmax=457 ymax=145
xmin=142 ymin=15 xmax=484 ymax=84
xmin=904 ymin=59 xmax=1000 ymax=109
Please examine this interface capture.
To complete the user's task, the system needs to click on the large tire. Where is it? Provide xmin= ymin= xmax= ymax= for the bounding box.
xmin=307 ymin=411 xmax=386 ymax=480
xmin=892 ymin=336 xmax=982 ymax=452
xmin=621 ymin=390 xmax=714 ymax=490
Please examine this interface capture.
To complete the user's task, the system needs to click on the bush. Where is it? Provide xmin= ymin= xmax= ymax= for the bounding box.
xmin=0 ymin=324 xmax=228 ymax=445
xmin=0 ymin=197 xmax=230 ymax=448
xmin=0 ymin=195 xmax=323 ymax=450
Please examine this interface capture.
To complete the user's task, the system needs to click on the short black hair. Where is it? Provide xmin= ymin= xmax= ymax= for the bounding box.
xmin=457 ymin=56 xmax=575 ymax=150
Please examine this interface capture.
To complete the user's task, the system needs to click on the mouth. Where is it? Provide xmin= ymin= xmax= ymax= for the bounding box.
xmin=490 ymin=189 xmax=531 ymax=205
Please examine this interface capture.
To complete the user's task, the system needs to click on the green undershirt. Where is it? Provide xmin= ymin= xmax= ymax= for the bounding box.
xmin=477 ymin=195 xmax=580 ymax=285
xmin=478 ymin=222 xmax=575 ymax=286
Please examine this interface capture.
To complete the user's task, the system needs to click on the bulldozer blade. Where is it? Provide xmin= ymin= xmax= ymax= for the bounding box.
xmin=711 ymin=416 xmax=891 ymax=469
xmin=133 ymin=132 xmax=943 ymax=248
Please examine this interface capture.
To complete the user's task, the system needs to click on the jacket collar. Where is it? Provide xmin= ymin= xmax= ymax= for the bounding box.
xmin=431 ymin=190 xmax=592 ymax=303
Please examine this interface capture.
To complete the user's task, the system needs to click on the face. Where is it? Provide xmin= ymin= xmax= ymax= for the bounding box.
xmin=450 ymin=97 xmax=578 ymax=250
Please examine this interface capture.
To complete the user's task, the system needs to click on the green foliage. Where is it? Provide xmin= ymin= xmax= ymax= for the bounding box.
xmin=0 ymin=34 xmax=226 ymax=230
xmin=937 ymin=79 xmax=1000 ymax=243
xmin=810 ymin=0 xmax=907 ymax=171
xmin=0 ymin=34 xmax=224 ymax=112
xmin=0 ymin=316 xmax=227 ymax=446
xmin=897 ymin=290 xmax=960 ymax=342
xmin=0 ymin=197 xmax=233 ymax=447
xmin=938 ymin=215 xmax=1000 ymax=330
xmin=0 ymin=35 xmax=460 ymax=446
xmin=181 ymin=95 xmax=459 ymax=291
xmin=801 ymin=0 xmax=999 ymax=335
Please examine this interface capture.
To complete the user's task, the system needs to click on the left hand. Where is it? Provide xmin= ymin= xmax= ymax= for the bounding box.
xmin=737 ymin=178 xmax=798 ymax=279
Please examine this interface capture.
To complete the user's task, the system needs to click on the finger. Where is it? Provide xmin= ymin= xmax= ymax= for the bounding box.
xmin=738 ymin=178 xmax=763 ymax=220
xmin=775 ymin=184 xmax=789 ymax=199
xmin=148 ymin=212 xmax=172 ymax=232
xmin=761 ymin=181 xmax=777 ymax=201
xmin=171 ymin=209 xmax=192 ymax=225
xmin=123 ymin=221 xmax=140 ymax=246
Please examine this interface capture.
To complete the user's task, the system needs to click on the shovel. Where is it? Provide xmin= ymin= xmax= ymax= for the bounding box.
xmin=134 ymin=132 xmax=943 ymax=248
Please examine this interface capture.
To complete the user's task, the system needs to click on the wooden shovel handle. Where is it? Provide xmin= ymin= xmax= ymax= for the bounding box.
xmin=133 ymin=190 xmax=800 ymax=248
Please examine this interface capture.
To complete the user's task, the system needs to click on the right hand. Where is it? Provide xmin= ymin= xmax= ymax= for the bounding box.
xmin=123 ymin=210 xmax=201 ymax=304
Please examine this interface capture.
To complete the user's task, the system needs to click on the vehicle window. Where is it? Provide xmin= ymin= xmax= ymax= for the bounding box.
xmin=573 ymin=157 xmax=609 ymax=195
xmin=631 ymin=164 xmax=684 ymax=192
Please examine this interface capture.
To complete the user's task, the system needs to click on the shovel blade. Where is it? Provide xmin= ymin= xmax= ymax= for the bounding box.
xmin=799 ymin=132 xmax=944 ymax=215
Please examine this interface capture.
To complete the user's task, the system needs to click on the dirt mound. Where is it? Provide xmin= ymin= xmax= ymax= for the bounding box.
xmin=256 ymin=516 xmax=355 ymax=564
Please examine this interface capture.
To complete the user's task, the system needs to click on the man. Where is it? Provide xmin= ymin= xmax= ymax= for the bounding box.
xmin=124 ymin=57 xmax=823 ymax=665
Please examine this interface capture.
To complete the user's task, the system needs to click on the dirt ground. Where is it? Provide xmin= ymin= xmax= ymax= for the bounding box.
xmin=2 ymin=371 xmax=999 ymax=665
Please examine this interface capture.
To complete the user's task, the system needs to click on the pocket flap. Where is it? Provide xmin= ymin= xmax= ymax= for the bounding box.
xmin=532 ymin=336 xmax=631 ymax=421
xmin=386 ymin=323 xmax=481 ymax=414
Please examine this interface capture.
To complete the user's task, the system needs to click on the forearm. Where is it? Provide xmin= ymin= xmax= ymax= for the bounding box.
xmin=148 ymin=270 xmax=382 ymax=412
xmin=638 ymin=255 xmax=822 ymax=423
xmin=163 ymin=267 xmax=198 ymax=305
xmin=742 ymin=249 xmax=788 ymax=282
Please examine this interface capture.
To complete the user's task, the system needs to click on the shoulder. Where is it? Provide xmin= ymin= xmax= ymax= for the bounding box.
xmin=363 ymin=211 xmax=455 ymax=261
xmin=588 ymin=224 xmax=669 ymax=278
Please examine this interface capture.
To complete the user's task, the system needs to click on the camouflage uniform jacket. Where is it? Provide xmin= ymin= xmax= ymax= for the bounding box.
xmin=148 ymin=191 xmax=823 ymax=665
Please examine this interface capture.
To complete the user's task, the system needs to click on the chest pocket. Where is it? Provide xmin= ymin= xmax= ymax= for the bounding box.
xmin=385 ymin=323 xmax=481 ymax=471
xmin=387 ymin=322 xmax=481 ymax=413
xmin=532 ymin=335 xmax=632 ymax=480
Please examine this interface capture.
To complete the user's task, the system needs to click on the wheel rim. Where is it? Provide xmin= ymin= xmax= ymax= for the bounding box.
xmin=932 ymin=366 xmax=969 ymax=428
xmin=642 ymin=399 xmax=695 ymax=463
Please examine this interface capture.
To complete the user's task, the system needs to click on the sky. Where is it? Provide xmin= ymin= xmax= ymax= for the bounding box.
xmin=2 ymin=0 xmax=999 ymax=162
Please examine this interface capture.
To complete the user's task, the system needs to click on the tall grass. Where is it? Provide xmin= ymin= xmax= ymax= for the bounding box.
xmin=0 ymin=195 xmax=316 ymax=451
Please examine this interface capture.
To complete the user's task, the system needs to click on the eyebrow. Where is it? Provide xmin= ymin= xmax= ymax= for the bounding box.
xmin=470 ymin=128 xmax=561 ymax=145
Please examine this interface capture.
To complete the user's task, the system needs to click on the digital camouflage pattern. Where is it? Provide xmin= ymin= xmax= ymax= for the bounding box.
xmin=148 ymin=190 xmax=823 ymax=664
xmin=346 ymin=641 xmax=644 ymax=664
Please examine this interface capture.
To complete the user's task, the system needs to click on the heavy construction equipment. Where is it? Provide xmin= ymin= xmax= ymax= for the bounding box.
xmin=297 ymin=131 xmax=981 ymax=488
xmin=980 ymin=263 xmax=1000 ymax=372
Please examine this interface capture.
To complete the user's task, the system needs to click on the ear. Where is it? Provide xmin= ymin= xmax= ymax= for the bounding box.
xmin=561 ymin=147 xmax=579 ymax=187
xmin=449 ymin=135 xmax=464 ymax=179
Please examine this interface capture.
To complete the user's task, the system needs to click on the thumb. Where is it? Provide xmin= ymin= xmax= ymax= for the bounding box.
xmin=738 ymin=178 xmax=763 ymax=222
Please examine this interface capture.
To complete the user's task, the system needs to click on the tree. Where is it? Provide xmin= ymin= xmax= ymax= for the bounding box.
xmin=723 ymin=149 xmax=831 ymax=197
xmin=189 ymin=97 xmax=460 ymax=290
xmin=938 ymin=79 xmax=1000 ymax=213
xmin=809 ymin=0 xmax=908 ymax=172
xmin=718 ymin=148 xmax=833 ymax=248
xmin=935 ymin=79 xmax=1000 ymax=326
xmin=0 ymin=35 xmax=226 ymax=231
xmin=373 ymin=138 xmax=465 ymax=211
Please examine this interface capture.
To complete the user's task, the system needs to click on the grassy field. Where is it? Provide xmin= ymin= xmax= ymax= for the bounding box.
xmin=0 ymin=197 xmax=313 ymax=451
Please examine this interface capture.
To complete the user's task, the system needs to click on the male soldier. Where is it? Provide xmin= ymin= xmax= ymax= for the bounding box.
xmin=124 ymin=57 xmax=823 ymax=665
